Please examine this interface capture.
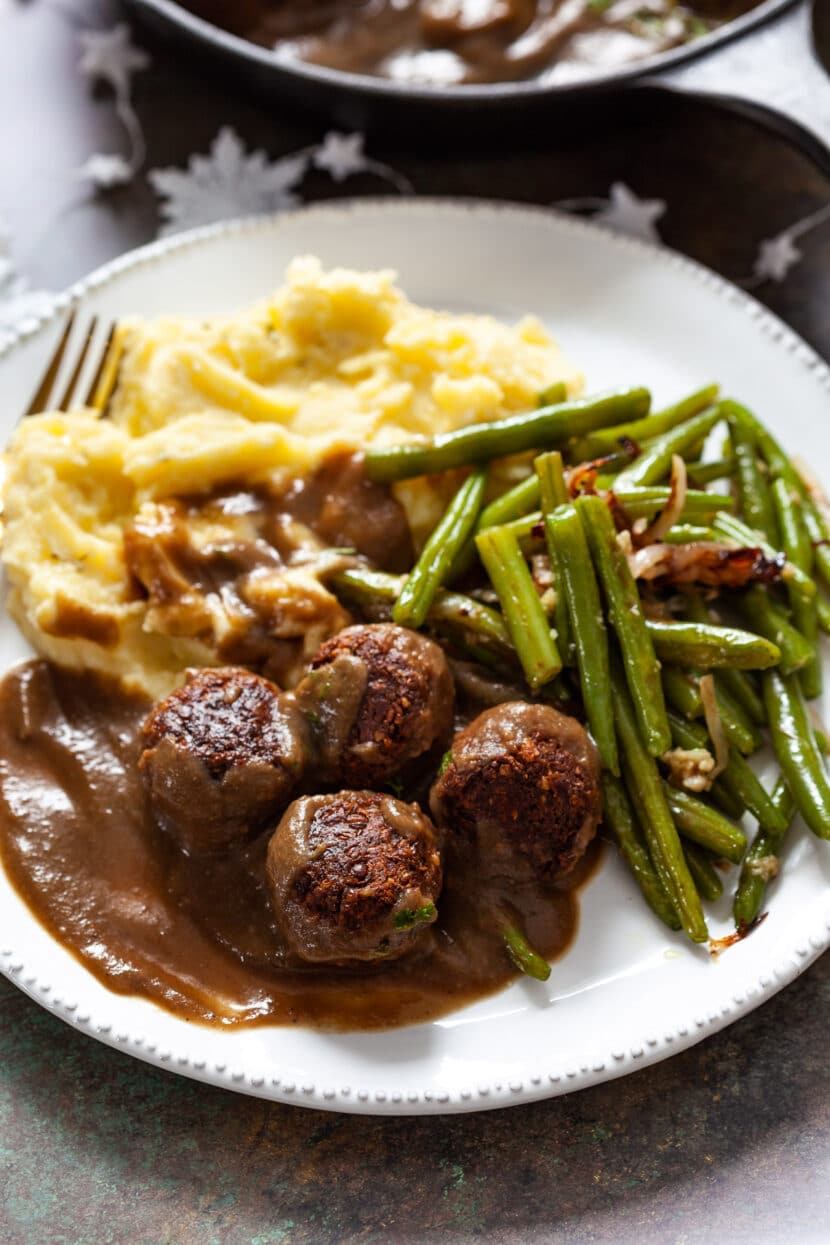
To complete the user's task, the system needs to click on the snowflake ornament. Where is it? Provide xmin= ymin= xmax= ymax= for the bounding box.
xmin=77 ymin=23 xmax=150 ymax=190
xmin=313 ymin=132 xmax=371 ymax=182
xmin=149 ymin=127 xmax=310 ymax=236
xmin=77 ymin=153 xmax=134 ymax=190
xmin=552 ymin=182 xmax=666 ymax=244
xmin=594 ymin=183 xmax=666 ymax=244
xmin=78 ymin=23 xmax=150 ymax=95
xmin=752 ymin=233 xmax=802 ymax=284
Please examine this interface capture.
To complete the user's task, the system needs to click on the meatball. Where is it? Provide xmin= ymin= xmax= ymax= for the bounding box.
xmin=139 ymin=667 xmax=307 ymax=853
xmin=266 ymin=791 xmax=442 ymax=964
xmin=296 ymin=623 xmax=454 ymax=788
xmin=430 ymin=702 xmax=602 ymax=881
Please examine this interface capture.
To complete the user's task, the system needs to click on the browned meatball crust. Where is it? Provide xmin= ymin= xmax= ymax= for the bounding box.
xmin=430 ymin=701 xmax=602 ymax=881
xmin=266 ymin=791 xmax=442 ymax=964
xmin=140 ymin=667 xmax=307 ymax=853
xmin=296 ymin=623 xmax=454 ymax=788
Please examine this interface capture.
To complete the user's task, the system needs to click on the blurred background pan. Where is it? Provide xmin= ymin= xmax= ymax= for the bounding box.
xmin=127 ymin=0 xmax=828 ymax=163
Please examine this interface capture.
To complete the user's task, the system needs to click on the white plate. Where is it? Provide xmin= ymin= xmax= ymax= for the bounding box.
xmin=2 ymin=199 xmax=830 ymax=1116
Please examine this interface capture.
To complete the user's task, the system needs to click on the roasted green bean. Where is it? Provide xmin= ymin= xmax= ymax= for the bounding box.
xmin=682 ymin=842 xmax=724 ymax=902
xmin=737 ymin=588 xmax=813 ymax=677
xmin=547 ymin=506 xmax=619 ymax=773
xmin=573 ymin=384 xmax=719 ymax=460
xmin=602 ymin=774 xmax=681 ymax=931
xmin=771 ymin=476 xmax=822 ymax=698
xmin=614 ymin=405 xmax=724 ymax=488
xmin=663 ymin=783 xmax=747 ymax=864
xmin=647 ymin=619 xmax=781 ymax=670
xmin=365 ymin=388 xmax=651 ymax=482
xmin=612 ymin=667 xmax=708 ymax=942
xmin=763 ymin=670 xmax=830 ymax=839
xmin=394 ymin=468 xmax=487 ymax=628
xmin=733 ymin=780 xmax=796 ymax=926
xmin=476 ymin=526 xmax=562 ymax=692
xmin=578 ymin=494 xmax=670 ymax=755
xmin=668 ymin=711 xmax=788 ymax=834
xmin=727 ymin=402 xmax=778 ymax=542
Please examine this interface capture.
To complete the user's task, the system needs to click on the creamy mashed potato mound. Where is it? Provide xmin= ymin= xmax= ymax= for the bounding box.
xmin=3 ymin=258 xmax=581 ymax=695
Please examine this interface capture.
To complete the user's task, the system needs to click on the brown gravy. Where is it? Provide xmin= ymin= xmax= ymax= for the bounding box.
xmin=0 ymin=660 xmax=600 ymax=1030
xmin=181 ymin=0 xmax=762 ymax=86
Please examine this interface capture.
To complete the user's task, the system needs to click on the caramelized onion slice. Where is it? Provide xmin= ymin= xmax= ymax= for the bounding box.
xmin=627 ymin=541 xmax=784 ymax=588
xmin=699 ymin=674 xmax=728 ymax=780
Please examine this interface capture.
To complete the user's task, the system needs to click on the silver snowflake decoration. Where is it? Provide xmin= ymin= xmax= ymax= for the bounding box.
xmin=552 ymin=182 xmax=666 ymax=245
xmin=78 ymin=23 xmax=150 ymax=95
xmin=77 ymin=152 xmax=134 ymax=190
xmin=313 ymin=132 xmax=371 ymax=182
xmin=595 ymin=182 xmax=666 ymax=244
xmin=149 ymin=127 xmax=310 ymax=236
xmin=77 ymin=24 xmax=150 ymax=190
xmin=753 ymin=233 xmax=802 ymax=284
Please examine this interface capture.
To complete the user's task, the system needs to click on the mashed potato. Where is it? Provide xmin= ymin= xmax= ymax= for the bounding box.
xmin=3 ymin=258 xmax=581 ymax=696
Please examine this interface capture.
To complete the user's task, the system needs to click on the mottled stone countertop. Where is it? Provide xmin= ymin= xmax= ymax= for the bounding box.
xmin=1 ymin=3 xmax=829 ymax=1242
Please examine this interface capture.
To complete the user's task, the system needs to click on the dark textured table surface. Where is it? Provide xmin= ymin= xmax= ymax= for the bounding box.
xmin=1 ymin=3 xmax=829 ymax=1243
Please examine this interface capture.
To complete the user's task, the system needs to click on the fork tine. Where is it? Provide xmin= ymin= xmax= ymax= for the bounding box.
xmin=25 ymin=307 xmax=77 ymax=416
xmin=56 ymin=316 xmax=98 ymax=412
xmin=84 ymin=322 xmax=118 ymax=410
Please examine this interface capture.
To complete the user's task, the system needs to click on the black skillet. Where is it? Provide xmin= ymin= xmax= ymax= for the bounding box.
xmin=127 ymin=0 xmax=828 ymax=163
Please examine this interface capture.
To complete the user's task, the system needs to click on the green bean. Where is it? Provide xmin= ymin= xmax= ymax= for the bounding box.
xmin=713 ymin=681 xmax=764 ymax=755
xmin=613 ymin=488 xmax=733 ymax=522
xmin=365 ymin=387 xmax=651 ymax=483
xmin=712 ymin=511 xmax=815 ymax=598
xmin=717 ymin=408 xmax=830 ymax=592
xmin=535 ymin=451 xmax=569 ymax=512
xmin=686 ymin=579 xmax=768 ymax=724
xmin=797 ymin=492 xmax=830 ymax=593
xmin=763 ymin=670 xmax=830 ymax=839
xmin=662 ymin=668 xmax=704 ymax=719
xmin=646 ymin=619 xmax=781 ymax=670
xmin=478 ymin=474 xmax=540 ymax=531
xmin=578 ymin=494 xmax=670 ymax=754
xmin=682 ymin=842 xmax=724 ymax=902
xmin=536 ymin=452 xmax=574 ymax=665
xmin=452 ymin=473 xmax=544 ymax=582
xmin=332 ymin=568 xmax=513 ymax=658
xmin=394 ymin=468 xmax=487 ymax=628
xmin=537 ymin=381 xmax=568 ymax=408
xmin=685 ymin=458 xmax=736 ymax=486
xmin=612 ymin=666 xmax=708 ymax=942
xmin=716 ymin=667 xmax=767 ymax=726
xmin=771 ymin=477 xmax=822 ymax=699
xmin=662 ymin=525 xmax=717 ymax=544
xmin=712 ymin=782 xmax=747 ymax=822
xmin=737 ymin=588 xmax=813 ymax=677
xmin=727 ymin=403 xmax=778 ymax=541
xmin=663 ymin=783 xmax=747 ymax=864
xmin=547 ymin=506 xmax=618 ymax=773
xmin=573 ymin=384 xmax=719 ymax=460
xmin=502 ymin=921 xmax=551 ymax=981
xmin=601 ymin=774 xmax=681 ymax=931
xmin=614 ymin=405 xmax=725 ymax=488
xmin=818 ymin=592 xmax=830 ymax=636
xmin=476 ymin=526 xmax=561 ymax=692
xmin=662 ymin=669 xmax=760 ymax=754
xmin=734 ymin=780 xmax=796 ymax=926
xmin=668 ymin=711 xmax=788 ymax=834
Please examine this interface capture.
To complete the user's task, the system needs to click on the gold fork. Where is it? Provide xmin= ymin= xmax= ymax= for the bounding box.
xmin=24 ymin=308 xmax=121 ymax=416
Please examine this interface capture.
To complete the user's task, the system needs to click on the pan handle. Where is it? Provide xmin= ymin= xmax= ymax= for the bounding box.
xmin=646 ymin=0 xmax=830 ymax=170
